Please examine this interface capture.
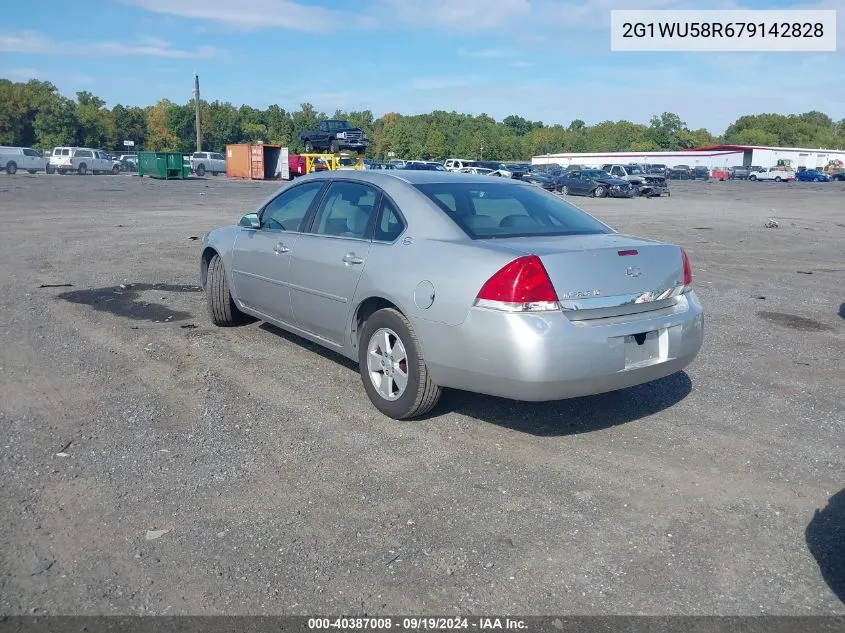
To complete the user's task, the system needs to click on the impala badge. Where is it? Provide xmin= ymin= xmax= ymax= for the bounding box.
xmin=626 ymin=266 xmax=641 ymax=278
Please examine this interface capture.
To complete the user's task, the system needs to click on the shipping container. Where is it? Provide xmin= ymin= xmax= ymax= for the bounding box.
xmin=225 ymin=144 xmax=289 ymax=180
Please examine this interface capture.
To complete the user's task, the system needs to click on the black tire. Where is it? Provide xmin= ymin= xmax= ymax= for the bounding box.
xmin=6 ymin=162 xmax=17 ymax=175
xmin=304 ymin=140 xmax=314 ymax=153
xmin=593 ymin=185 xmax=607 ymax=198
xmin=77 ymin=163 xmax=87 ymax=175
xmin=774 ymin=176 xmax=782 ymax=182
xmin=112 ymin=165 xmax=120 ymax=175
xmin=46 ymin=164 xmax=54 ymax=174
xmin=206 ymin=253 xmax=247 ymax=326
xmin=749 ymin=174 xmax=757 ymax=181
xmin=358 ymin=308 xmax=441 ymax=420
xmin=329 ymin=139 xmax=340 ymax=154
xmin=196 ymin=164 xmax=206 ymax=177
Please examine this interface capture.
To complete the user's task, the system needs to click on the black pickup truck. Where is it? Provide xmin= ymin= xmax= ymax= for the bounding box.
xmin=299 ymin=119 xmax=369 ymax=154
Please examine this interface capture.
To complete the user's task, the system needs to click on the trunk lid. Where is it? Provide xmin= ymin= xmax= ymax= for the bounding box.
xmin=488 ymin=233 xmax=686 ymax=319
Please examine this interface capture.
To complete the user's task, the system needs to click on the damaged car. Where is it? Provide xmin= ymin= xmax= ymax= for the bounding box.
xmin=556 ymin=168 xmax=636 ymax=198
xmin=601 ymin=164 xmax=671 ymax=197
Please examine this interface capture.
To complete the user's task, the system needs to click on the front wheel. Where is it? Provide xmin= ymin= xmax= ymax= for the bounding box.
xmin=561 ymin=185 xmax=570 ymax=195
xmin=593 ymin=185 xmax=607 ymax=198
xmin=206 ymin=253 xmax=248 ymax=326
xmin=304 ymin=141 xmax=314 ymax=153
xmin=359 ymin=308 xmax=441 ymax=420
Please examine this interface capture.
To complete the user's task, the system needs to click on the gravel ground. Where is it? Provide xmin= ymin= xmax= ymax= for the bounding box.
xmin=0 ymin=173 xmax=843 ymax=615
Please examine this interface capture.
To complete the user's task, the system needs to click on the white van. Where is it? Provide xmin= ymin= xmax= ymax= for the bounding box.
xmin=443 ymin=158 xmax=473 ymax=172
xmin=49 ymin=147 xmax=120 ymax=175
xmin=0 ymin=146 xmax=47 ymax=174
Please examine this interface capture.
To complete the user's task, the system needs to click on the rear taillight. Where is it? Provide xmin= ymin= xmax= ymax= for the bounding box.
xmin=474 ymin=255 xmax=559 ymax=312
xmin=681 ymin=248 xmax=693 ymax=287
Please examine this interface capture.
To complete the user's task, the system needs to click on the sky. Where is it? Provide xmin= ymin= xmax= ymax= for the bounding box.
xmin=1 ymin=0 xmax=843 ymax=134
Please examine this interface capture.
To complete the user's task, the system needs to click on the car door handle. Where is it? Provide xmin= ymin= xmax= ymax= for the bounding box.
xmin=342 ymin=253 xmax=364 ymax=265
xmin=273 ymin=242 xmax=289 ymax=254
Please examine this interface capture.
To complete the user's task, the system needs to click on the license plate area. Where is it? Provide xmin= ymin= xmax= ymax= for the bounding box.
xmin=623 ymin=328 xmax=667 ymax=368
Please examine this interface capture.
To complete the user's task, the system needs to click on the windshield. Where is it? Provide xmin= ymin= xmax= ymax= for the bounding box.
xmin=625 ymin=166 xmax=644 ymax=174
xmin=584 ymin=169 xmax=611 ymax=178
xmin=414 ymin=182 xmax=612 ymax=239
xmin=326 ymin=120 xmax=352 ymax=131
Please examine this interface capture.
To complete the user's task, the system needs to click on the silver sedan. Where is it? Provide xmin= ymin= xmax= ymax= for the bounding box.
xmin=201 ymin=170 xmax=704 ymax=419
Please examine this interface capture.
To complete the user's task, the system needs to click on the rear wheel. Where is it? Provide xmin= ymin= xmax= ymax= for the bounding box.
xmin=77 ymin=163 xmax=87 ymax=175
xmin=561 ymin=185 xmax=570 ymax=195
xmin=358 ymin=308 xmax=441 ymax=420
xmin=206 ymin=253 xmax=248 ymax=326
xmin=329 ymin=140 xmax=340 ymax=153
xmin=5 ymin=162 xmax=17 ymax=175
xmin=774 ymin=176 xmax=782 ymax=182
xmin=46 ymin=164 xmax=54 ymax=174
xmin=196 ymin=164 xmax=206 ymax=177
xmin=304 ymin=141 xmax=314 ymax=153
xmin=749 ymin=174 xmax=757 ymax=181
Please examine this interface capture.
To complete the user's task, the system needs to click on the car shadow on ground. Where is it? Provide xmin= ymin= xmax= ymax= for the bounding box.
xmin=806 ymin=489 xmax=845 ymax=605
xmin=838 ymin=303 xmax=845 ymax=319
xmin=258 ymin=322 xmax=692 ymax=436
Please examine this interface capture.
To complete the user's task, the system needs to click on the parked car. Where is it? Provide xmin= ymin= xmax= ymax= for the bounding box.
xmin=557 ymin=168 xmax=635 ymax=198
xmin=749 ymin=167 xmax=795 ymax=182
xmin=749 ymin=166 xmax=765 ymax=174
xmin=521 ymin=168 xmax=557 ymax=191
xmin=299 ymin=119 xmax=369 ymax=154
xmin=711 ymin=167 xmax=731 ymax=181
xmin=49 ymin=147 xmax=120 ymax=175
xmin=200 ymin=170 xmax=703 ymax=419
xmin=601 ymin=164 xmax=670 ymax=197
xmin=647 ymin=164 xmax=669 ymax=177
xmin=795 ymin=169 xmax=830 ymax=182
xmin=403 ymin=161 xmax=447 ymax=171
xmin=729 ymin=166 xmax=749 ymax=180
xmin=458 ymin=166 xmax=495 ymax=175
xmin=444 ymin=159 xmax=474 ymax=172
xmin=691 ymin=166 xmax=710 ymax=180
xmin=668 ymin=165 xmax=692 ymax=180
xmin=0 ymin=146 xmax=47 ymax=174
xmin=190 ymin=152 xmax=226 ymax=177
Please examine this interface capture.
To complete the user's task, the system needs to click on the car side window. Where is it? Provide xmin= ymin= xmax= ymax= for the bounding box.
xmin=260 ymin=181 xmax=325 ymax=231
xmin=311 ymin=182 xmax=378 ymax=239
xmin=23 ymin=149 xmax=40 ymax=157
xmin=569 ymin=171 xmax=580 ymax=179
xmin=374 ymin=197 xmax=406 ymax=242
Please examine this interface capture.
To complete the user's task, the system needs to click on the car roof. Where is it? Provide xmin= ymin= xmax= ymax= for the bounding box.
xmin=301 ymin=169 xmax=532 ymax=187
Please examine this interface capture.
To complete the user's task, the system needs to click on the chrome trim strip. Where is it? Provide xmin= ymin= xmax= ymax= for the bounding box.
xmin=560 ymin=285 xmax=684 ymax=311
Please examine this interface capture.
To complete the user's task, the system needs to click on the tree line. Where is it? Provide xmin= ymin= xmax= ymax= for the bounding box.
xmin=2 ymin=78 xmax=844 ymax=160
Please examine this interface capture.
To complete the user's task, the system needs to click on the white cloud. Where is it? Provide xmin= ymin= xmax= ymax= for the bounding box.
xmin=120 ymin=0 xmax=376 ymax=32
xmin=0 ymin=31 xmax=52 ymax=53
xmin=410 ymin=76 xmax=480 ymax=90
xmin=0 ymin=31 xmax=221 ymax=59
xmin=458 ymin=48 xmax=514 ymax=58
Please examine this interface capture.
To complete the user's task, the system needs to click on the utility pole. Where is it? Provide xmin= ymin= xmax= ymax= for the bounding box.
xmin=480 ymin=144 xmax=484 ymax=161
xmin=194 ymin=73 xmax=202 ymax=152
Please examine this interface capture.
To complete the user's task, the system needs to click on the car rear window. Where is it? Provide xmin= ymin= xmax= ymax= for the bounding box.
xmin=414 ymin=182 xmax=612 ymax=239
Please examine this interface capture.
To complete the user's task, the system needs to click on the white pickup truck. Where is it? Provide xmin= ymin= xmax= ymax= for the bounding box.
xmin=0 ymin=146 xmax=47 ymax=174
xmin=49 ymin=147 xmax=120 ymax=175
xmin=748 ymin=167 xmax=795 ymax=182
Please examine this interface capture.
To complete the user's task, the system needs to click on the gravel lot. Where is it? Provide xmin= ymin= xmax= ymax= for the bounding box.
xmin=1 ymin=173 xmax=843 ymax=615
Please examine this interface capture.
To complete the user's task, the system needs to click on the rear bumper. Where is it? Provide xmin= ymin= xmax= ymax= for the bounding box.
xmin=415 ymin=292 xmax=704 ymax=401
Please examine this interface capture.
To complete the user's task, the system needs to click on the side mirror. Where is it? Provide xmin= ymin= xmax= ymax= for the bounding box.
xmin=239 ymin=213 xmax=260 ymax=229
